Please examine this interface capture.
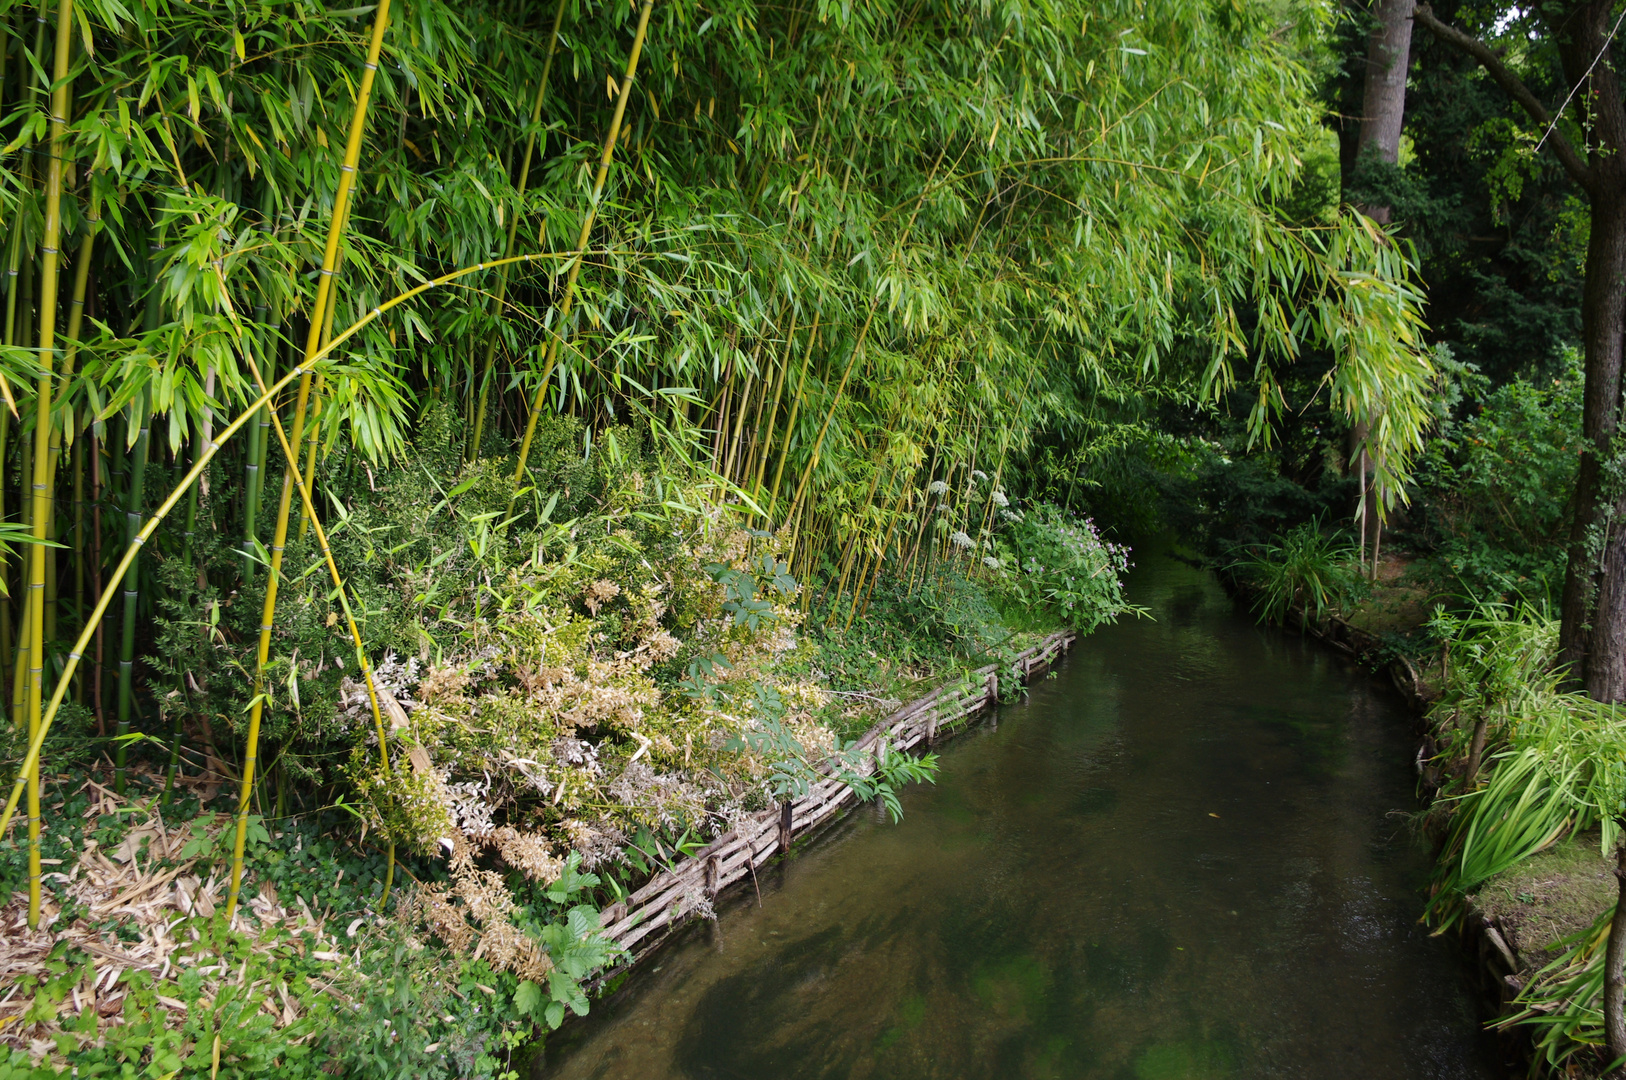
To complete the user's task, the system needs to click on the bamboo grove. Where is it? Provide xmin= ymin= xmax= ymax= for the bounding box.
xmin=0 ymin=0 xmax=1436 ymax=926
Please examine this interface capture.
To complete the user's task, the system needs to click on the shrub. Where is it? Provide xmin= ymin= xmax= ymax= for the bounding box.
xmin=992 ymin=503 xmax=1133 ymax=632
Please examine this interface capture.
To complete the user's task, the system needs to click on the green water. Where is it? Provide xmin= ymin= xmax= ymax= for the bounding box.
xmin=539 ymin=553 xmax=1498 ymax=1079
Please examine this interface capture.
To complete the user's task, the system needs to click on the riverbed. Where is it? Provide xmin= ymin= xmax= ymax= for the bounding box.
xmin=539 ymin=552 xmax=1499 ymax=1079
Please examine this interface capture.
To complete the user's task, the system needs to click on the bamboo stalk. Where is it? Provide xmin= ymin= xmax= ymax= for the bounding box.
xmin=58 ymin=216 xmax=95 ymax=668
xmin=89 ymin=426 xmax=101 ymax=735
xmin=240 ymin=324 xmax=276 ymax=582
xmin=10 ymin=436 xmax=28 ymax=727
xmin=847 ymin=469 xmax=909 ymax=631
xmin=470 ymin=0 xmax=569 ymax=461
xmin=111 ymin=405 xmax=147 ymax=796
xmin=224 ymin=0 xmax=394 ymax=923
xmin=783 ymin=156 xmax=943 ymax=536
xmin=510 ymin=0 xmax=656 ymax=495
xmin=767 ymin=313 xmax=818 ymax=520
xmin=825 ymin=459 xmax=888 ymax=623
xmin=297 ymin=289 xmax=339 ymax=539
xmin=69 ymin=432 xmax=80 ymax=703
xmin=747 ymin=312 xmax=795 ymax=506
xmin=42 ymin=229 xmax=92 ymax=649
xmin=23 ymin=0 xmax=74 ymax=929
xmin=241 ymin=353 xmax=398 ymax=908
xmin=721 ymin=349 xmax=760 ymax=482
xmin=0 ymin=224 xmax=20 ymax=712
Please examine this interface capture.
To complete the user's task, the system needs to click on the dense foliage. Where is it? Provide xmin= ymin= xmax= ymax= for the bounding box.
xmin=0 ymin=0 xmax=1454 ymax=1072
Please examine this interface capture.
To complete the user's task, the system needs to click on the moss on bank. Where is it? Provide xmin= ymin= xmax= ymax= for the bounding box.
xmin=1472 ymin=836 xmax=1617 ymax=973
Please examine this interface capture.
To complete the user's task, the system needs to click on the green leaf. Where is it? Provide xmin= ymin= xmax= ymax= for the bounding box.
xmin=513 ymin=980 xmax=543 ymax=1017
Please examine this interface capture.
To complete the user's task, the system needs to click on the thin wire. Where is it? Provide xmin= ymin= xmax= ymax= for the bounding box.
xmin=1536 ymin=3 xmax=1626 ymax=152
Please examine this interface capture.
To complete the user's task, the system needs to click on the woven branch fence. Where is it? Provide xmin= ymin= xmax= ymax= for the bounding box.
xmin=596 ymin=629 xmax=1076 ymax=966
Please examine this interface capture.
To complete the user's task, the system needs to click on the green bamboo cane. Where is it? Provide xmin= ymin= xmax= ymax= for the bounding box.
xmin=11 ymin=436 xmax=30 ymax=727
xmin=296 ymin=380 xmax=323 ymax=539
xmin=111 ymin=404 xmax=146 ymax=796
xmin=224 ymin=0 xmax=393 ymax=922
xmin=182 ymin=356 xmax=218 ymax=579
xmin=0 ymin=248 xmax=572 ymax=873
xmin=106 ymin=225 xmax=166 ymax=793
xmin=766 ymin=314 xmax=818 ymax=520
xmin=9 ymin=432 xmax=27 ymax=725
xmin=42 ymin=227 xmax=93 ymax=649
xmin=1 ymin=225 xmax=22 ymax=713
xmin=510 ymin=0 xmax=655 ymax=497
xmin=22 ymin=0 xmax=74 ymax=928
xmin=240 ymin=322 xmax=276 ymax=583
xmin=70 ymin=433 xmax=81 ymax=703
xmin=57 ymin=215 xmax=96 ymax=663
xmin=469 ymin=0 xmax=569 ymax=462
xmin=782 ymin=160 xmax=942 ymax=538
xmin=297 ymin=292 xmax=338 ymax=539
xmin=0 ymin=11 xmax=8 ymax=127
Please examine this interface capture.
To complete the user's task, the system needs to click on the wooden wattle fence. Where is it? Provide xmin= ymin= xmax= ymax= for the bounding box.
xmin=596 ymin=629 xmax=1076 ymax=965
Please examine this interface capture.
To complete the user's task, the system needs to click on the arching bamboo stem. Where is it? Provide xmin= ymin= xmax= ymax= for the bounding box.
xmin=0 ymin=249 xmax=578 ymax=845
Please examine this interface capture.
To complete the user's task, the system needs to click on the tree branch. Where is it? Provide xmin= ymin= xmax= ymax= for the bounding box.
xmin=1413 ymin=5 xmax=1596 ymax=195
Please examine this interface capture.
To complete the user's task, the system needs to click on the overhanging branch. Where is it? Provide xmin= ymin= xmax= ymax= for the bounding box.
xmin=1414 ymin=5 xmax=1597 ymax=195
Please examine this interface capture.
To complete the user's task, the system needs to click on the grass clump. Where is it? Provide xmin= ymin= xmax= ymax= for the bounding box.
xmin=1229 ymin=519 xmax=1365 ymax=626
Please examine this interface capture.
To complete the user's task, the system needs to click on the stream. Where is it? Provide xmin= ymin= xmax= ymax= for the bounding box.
xmin=538 ymin=551 xmax=1500 ymax=1079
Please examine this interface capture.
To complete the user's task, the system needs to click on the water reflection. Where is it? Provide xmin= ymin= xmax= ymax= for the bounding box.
xmin=539 ymin=553 xmax=1497 ymax=1079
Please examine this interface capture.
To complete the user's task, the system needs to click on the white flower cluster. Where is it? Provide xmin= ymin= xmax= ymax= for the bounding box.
xmin=928 ymin=479 xmax=949 ymax=495
xmin=949 ymin=531 xmax=974 ymax=550
xmin=991 ymin=490 xmax=1009 ymax=507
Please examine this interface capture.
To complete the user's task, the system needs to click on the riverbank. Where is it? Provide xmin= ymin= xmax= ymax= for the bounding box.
xmin=593 ymin=630 xmax=1075 ymax=971
xmin=0 ymin=633 xmax=1077 ymax=1079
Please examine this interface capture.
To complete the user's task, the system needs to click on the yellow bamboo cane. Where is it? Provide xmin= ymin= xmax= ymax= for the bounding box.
xmin=782 ymin=157 xmax=945 ymax=538
xmin=21 ymin=0 xmax=74 ymax=929
xmin=469 ymin=0 xmax=569 ymax=461
xmin=0 ymin=250 xmax=570 ymax=847
xmin=509 ymin=0 xmax=655 ymax=496
xmin=224 ymin=0 xmax=393 ymax=921
xmin=242 ymin=356 xmax=398 ymax=909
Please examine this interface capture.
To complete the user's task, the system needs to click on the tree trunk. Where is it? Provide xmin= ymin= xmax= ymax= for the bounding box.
xmin=1356 ymin=0 xmax=1416 ymax=223
xmin=1606 ymin=842 xmax=1626 ymax=1067
xmin=1415 ymin=2 xmax=1626 ymax=699
xmin=1551 ymin=3 xmax=1626 ymax=700
xmin=1558 ymin=180 xmax=1626 ymax=696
